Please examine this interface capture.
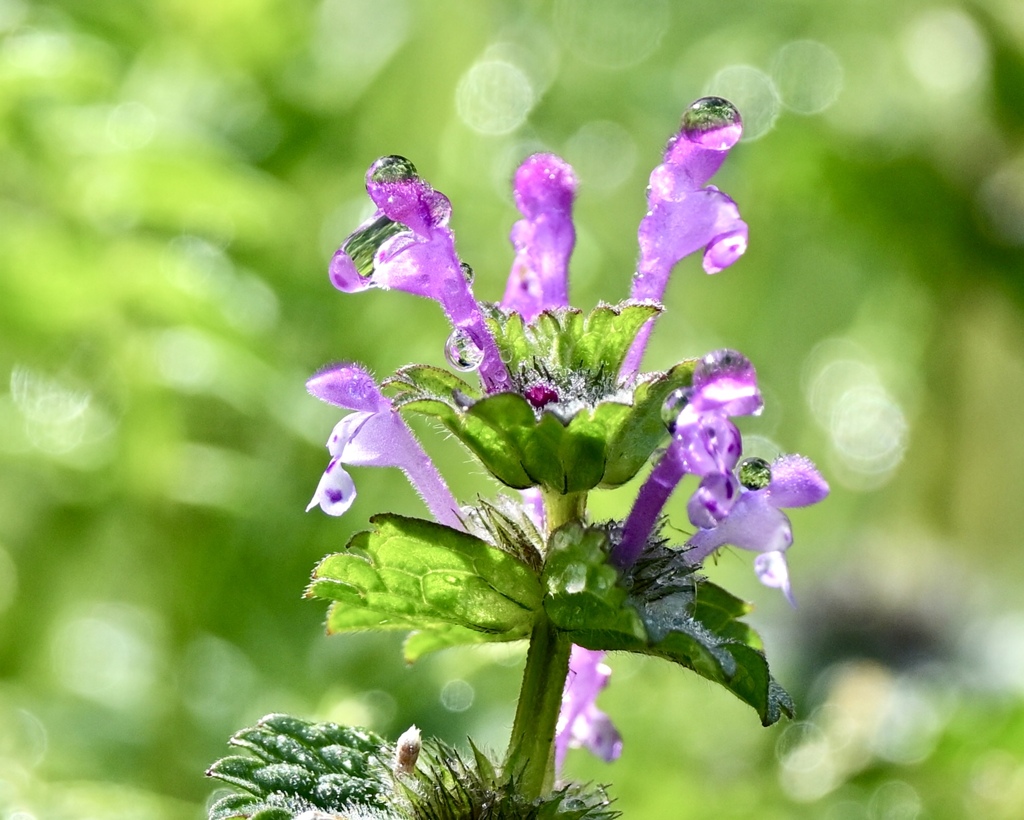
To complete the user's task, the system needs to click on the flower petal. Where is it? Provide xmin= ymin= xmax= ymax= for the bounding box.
xmin=767 ymin=454 xmax=830 ymax=508
xmin=306 ymin=458 xmax=357 ymax=516
xmin=307 ymin=363 xmax=385 ymax=413
xmin=556 ymin=647 xmax=619 ymax=771
xmin=686 ymin=491 xmax=793 ymax=559
xmin=576 ymin=707 xmax=623 ymax=763
xmin=687 ymin=471 xmax=741 ymax=528
xmin=754 ymin=550 xmax=795 ymax=606
xmin=673 ymin=413 xmax=743 ymax=476
xmin=690 ymin=349 xmax=762 ymax=417
xmin=501 ymin=153 xmax=578 ymax=321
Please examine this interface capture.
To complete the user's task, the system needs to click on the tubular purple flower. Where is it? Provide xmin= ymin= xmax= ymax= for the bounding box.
xmin=501 ymin=154 xmax=578 ymax=322
xmin=621 ymin=98 xmax=749 ymax=379
xmin=555 ymin=646 xmax=622 ymax=772
xmin=685 ymin=454 xmax=829 ymax=604
xmin=305 ymin=363 xmax=463 ymax=530
xmin=611 ymin=350 xmax=761 ymax=570
xmin=328 ymin=156 xmax=510 ymax=394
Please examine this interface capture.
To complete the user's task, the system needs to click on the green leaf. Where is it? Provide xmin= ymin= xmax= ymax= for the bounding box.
xmin=384 ymin=307 xmax=695 ymax=493
xmin=633 ymin=580 xmax=794 ymax=726
xmin=403 ymin=623 xmax=524 ymax=663
xmin=384 ymin=363 xmax=481 ymax=409
xmin=307 ymin=514 xmax=543 ymax=645
xmin=542 ymin=523 xmax=646 ymax=641
xmin=541 ymin=524 xmax=793 ymax=727
xmin=600 ymin=362 xmax=695 ymax=487
xmin=489 ymin=302 xmax=661 ymax=382
xmin=206 ymin=714 xmax=392 ymax=819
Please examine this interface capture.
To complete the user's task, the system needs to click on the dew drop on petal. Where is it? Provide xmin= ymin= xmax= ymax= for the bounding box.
xmin=693 ymin=348 xmax=755 ymax=387
xmin=680 ymin=96 xmax=743 ymax=150
xmin=368 ymin=155 xmax=419 ymax=185
xmin=738 ymin=456 xmax=772 ymax=490
xmin=445 ymin=329 xmax=484 ymax=371
xmin=661 ymin=386 xmax=692 ymax=431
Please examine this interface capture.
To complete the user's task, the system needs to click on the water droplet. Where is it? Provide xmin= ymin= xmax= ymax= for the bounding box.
xmin=661 ymin=386 xmax=692 ymax=431
xmin=680 ymin=97 xmax=743 ymax=150
xmin=693 ymin=348 xmax=755 ymax=387
xmin=445 ymin=329 xmax=484 ymax=371
xmin=460 ymin=261 xmax=474 ymax=283
xmin=341 ymin=215 xmax=406 ymax=278
xmin=368 ymin=155 xmax=418 ymax=185
xmin=738 ymin=457 xmax=772 ymax=490
xmin=563 ymin=562 xmax=587 ymax=594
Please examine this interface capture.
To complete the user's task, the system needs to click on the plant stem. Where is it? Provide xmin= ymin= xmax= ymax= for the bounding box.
xmin=503 ymin=488 xmax=585 ymax=800
xmin=541 ymin=489 xmax=586 ymax=537
xmin=505 ymin=617 xmax=572 ymax=800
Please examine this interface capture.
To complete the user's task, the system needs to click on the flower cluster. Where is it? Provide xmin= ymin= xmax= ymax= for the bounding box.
xmin=305 ymin=97 xmax=827 ymax=778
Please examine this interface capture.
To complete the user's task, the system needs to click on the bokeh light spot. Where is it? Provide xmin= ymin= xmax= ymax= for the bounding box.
xmin=0 ymin=544 xmax=17 ymax=615
xmin=106 ymin=101 xmax=156 ymax=150
xmin=51 ymin=603 xmax=163 ymax=711
xmin=455 ymin=60 xmax=534 ymax=135
xmin=9 ymin=366 xmax=112 ymax=457
xmin=978 ymin=156 xmax=1024 ymax=247
xmin=902 ymin=8 xmax=988 ymax=97
xmin=439 ymin=679 xmax=474 ymax=713
xmin=704 ymin=65 xmax=779 ymax=141
xmin=0 ymin=700 xmax=47 ymax=768
xmin=868 ymin=780 xmax=921 ymax=820
xmin=309 ymin=0 xmax=410 ymax=108
xmin=773 ymin=40 xmax=844 ymax=115
xmin=181 ymin=634 xmax=256 ymax=723
xmin=805 ymin=341 xmax=909 ymax=490
xmin=553 ymin=0 xmax=668 ymax=70
xmin=564 ymin=120 xmax=637 ymax=194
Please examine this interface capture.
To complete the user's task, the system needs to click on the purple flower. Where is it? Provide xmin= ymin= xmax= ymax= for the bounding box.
xmin=329 ymin=156 xmax=511 ymax=394
xmin=611 ymin=349 xmax=762 ymax=570
xmin=501 ymin=154 xmax=578 ymax=322
xmin=555 ymin=646 xmax=622 ymax=772
xmin=305 ymin=363 xmax=463 ymax=530
xmin=685 ymin=454 xmax=829 ymax=604
xmin=621 ymin=98 xmax=749 ymax=380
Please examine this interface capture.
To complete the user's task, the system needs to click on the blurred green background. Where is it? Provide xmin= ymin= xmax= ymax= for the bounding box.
xmin=2 ymin=0 xmax=1024 ymax=817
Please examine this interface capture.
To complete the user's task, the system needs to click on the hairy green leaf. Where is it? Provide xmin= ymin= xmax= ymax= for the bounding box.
xmin=542 ymin=524 xmax=793 ymax=726
xmin=206 ymin=714 xmax=393 ymax=819
xmin=308 ymin=514 xmax=542 ymax=645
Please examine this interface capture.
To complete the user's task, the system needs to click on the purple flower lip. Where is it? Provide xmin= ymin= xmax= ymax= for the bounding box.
xmin=328 ymin=156 xmax=511 ymax=394
xmin=501 ymin=153 xmax=578 ymax=323
xmin=620 ymin=100 xmax=748 ymax=379
xmin=685 ymin=454 xmax=830 ymax=604
xmin=305 ymin=363 xmax=463 ymax=529
xmin=556 ymin=646 xmax=622 ymax=773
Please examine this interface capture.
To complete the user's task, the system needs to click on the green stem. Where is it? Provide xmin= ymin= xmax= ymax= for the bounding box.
xmin=541 ymin=489 xmax=586 ymax=538
xmin=504 ymin=488 xmax=586 ymax=799
xmin=505 ymin=617 xmax=572 ymax=800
